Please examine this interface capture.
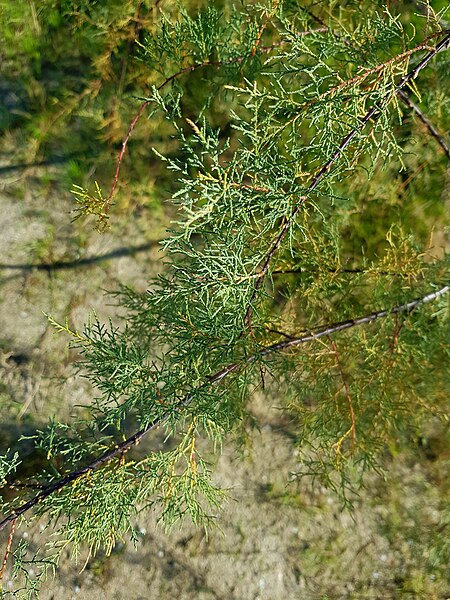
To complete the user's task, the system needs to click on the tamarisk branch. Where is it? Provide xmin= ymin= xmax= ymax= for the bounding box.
xmin=0 ymin=283 xmax=447 ymax=533
xmin=243 ymin=31 xmax=450 ymax=326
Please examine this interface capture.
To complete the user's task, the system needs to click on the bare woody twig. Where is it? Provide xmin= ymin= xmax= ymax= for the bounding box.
xmin=398 ymin=89 xmax=450 ymax=159
xmin=0 ymin=284 xmax=447 ymax=533
xmin=250 ymin=0 xmax=280 ymax=56
xmin=104 ymin=99 xmax=150 ymax=216
xmin=243 ymin=32 xmax=450 ymax=326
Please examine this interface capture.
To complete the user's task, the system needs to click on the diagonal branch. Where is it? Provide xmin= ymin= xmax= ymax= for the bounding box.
xmin=104 ymin=99 xmax=151 ymax=216
xmin=0 ymin=518 xmax=16 ymax=581
xmin=104 ymin=60 xmax=225 ymax=215
xmin=243 ymin=32 xmax=450 ymax=326
xmin=398 ymin=89 xmax=450 ymax=159
xmin=104 ymin=26 xmax=449 ymax=219
xmin=300 ymin=8 xmax=450 ymax=158
xmin=329 ymin=338 xmax=356 ymax=455
xmin=0 ymin=283 xmax=447 ymax=533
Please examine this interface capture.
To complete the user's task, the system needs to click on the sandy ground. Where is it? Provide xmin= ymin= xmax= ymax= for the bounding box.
xmin=0 ymin=164 xmax=449 ymax=599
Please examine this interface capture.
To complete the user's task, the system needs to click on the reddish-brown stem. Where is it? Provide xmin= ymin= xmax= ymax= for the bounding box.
xmin=250 ymin=0 xmax=280 ymax=56
xmin=317 ymin=31 xmax=449 ymax=102
xmin=399 ymin=160 xmax=429 ymax=189
xmin=0 ymin=518 xmax=17 ymax=582
xmin=103 ymin=99 xmax=151 ymax=216
xmin=104 ymin=59 xmax=232 ymax=215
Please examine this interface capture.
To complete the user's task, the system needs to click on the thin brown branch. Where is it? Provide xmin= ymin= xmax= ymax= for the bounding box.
xmin=266 ymin=327 xmax=297 ymax=340
xmin=104 ymin=60 xmax=223 ymax=215
xmin=271 ymin=267 xmax=411 ymax=277
xmin=0 ymin=284 xmax=447 ymax=533
xmin=399 ymin=160 xmax=429 ymax=189
xmin=111 ymin=3 xmax=144 ymax=116
xmin=319 ymin=31 xmax=449 ymax=102
xmin=103 ymin=99 xmax=151 ymax=215
xmin=0 ymin=518 xmax=16 ymax=582
xmin=256 ymin=285 xmax=449 ymax=355
xmin=299 ymin=7 xmax=450 ymax=160
xmin=155 ymin=60 xmax=226 ymax=91
xmin=398 ymin=89 xmax=450 ymax=159
xmin=229 ymin=181 xmax=270 ymax=193
xmin=250 ymin=0 xmax=280 ymax=56
xmin=243 ymin=32 xmax=450 ymax=327
xmin=390 ymin=313 xmax=403 ymax=357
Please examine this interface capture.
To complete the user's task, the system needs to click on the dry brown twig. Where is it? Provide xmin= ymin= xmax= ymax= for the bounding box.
xmin=0 ymin=518 xmax=17 ymax=583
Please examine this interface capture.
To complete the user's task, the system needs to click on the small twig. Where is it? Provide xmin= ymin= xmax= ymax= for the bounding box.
xmin=104 ymin=59 xmax=234 ymax=215
xmin=266 ymin=327 xmax=298 ymax=339
xmin=399 ymin=160 xmax=430 ymax=189
xmin=0 ymin=518 xmax=17 ymax=582
xmin=229 ymin=181 xmax=270 ymax=193
xmin=270 ymin=267 xmax=411 ymax=278
xmin=103 ymin=99 xmax=151 ymax=216
xmin=155 ymin=60 xmax=225 ymax=91
xmin=250 ymin=0 xmax=280 ymax=56
xmin=410 ymin=0 xmax=447 ymax=26
xmin=318 ymin=31 xmax=449 ymax=102
xmin=390 ymin=313 xmax=403 ymax=356
xmin=398 ymin=89 xmax=450 ymax=159
xmin=300 ymin=6 xmax=329 ymax=29
xmin=386 ymin=313 xmax=406 ymax=371
xmin=7 ymin=482 xmax=46 ymax=491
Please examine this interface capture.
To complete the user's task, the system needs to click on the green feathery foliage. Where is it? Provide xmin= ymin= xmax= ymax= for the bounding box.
xmin=1 ymin=1 xmax=449 ymax=596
